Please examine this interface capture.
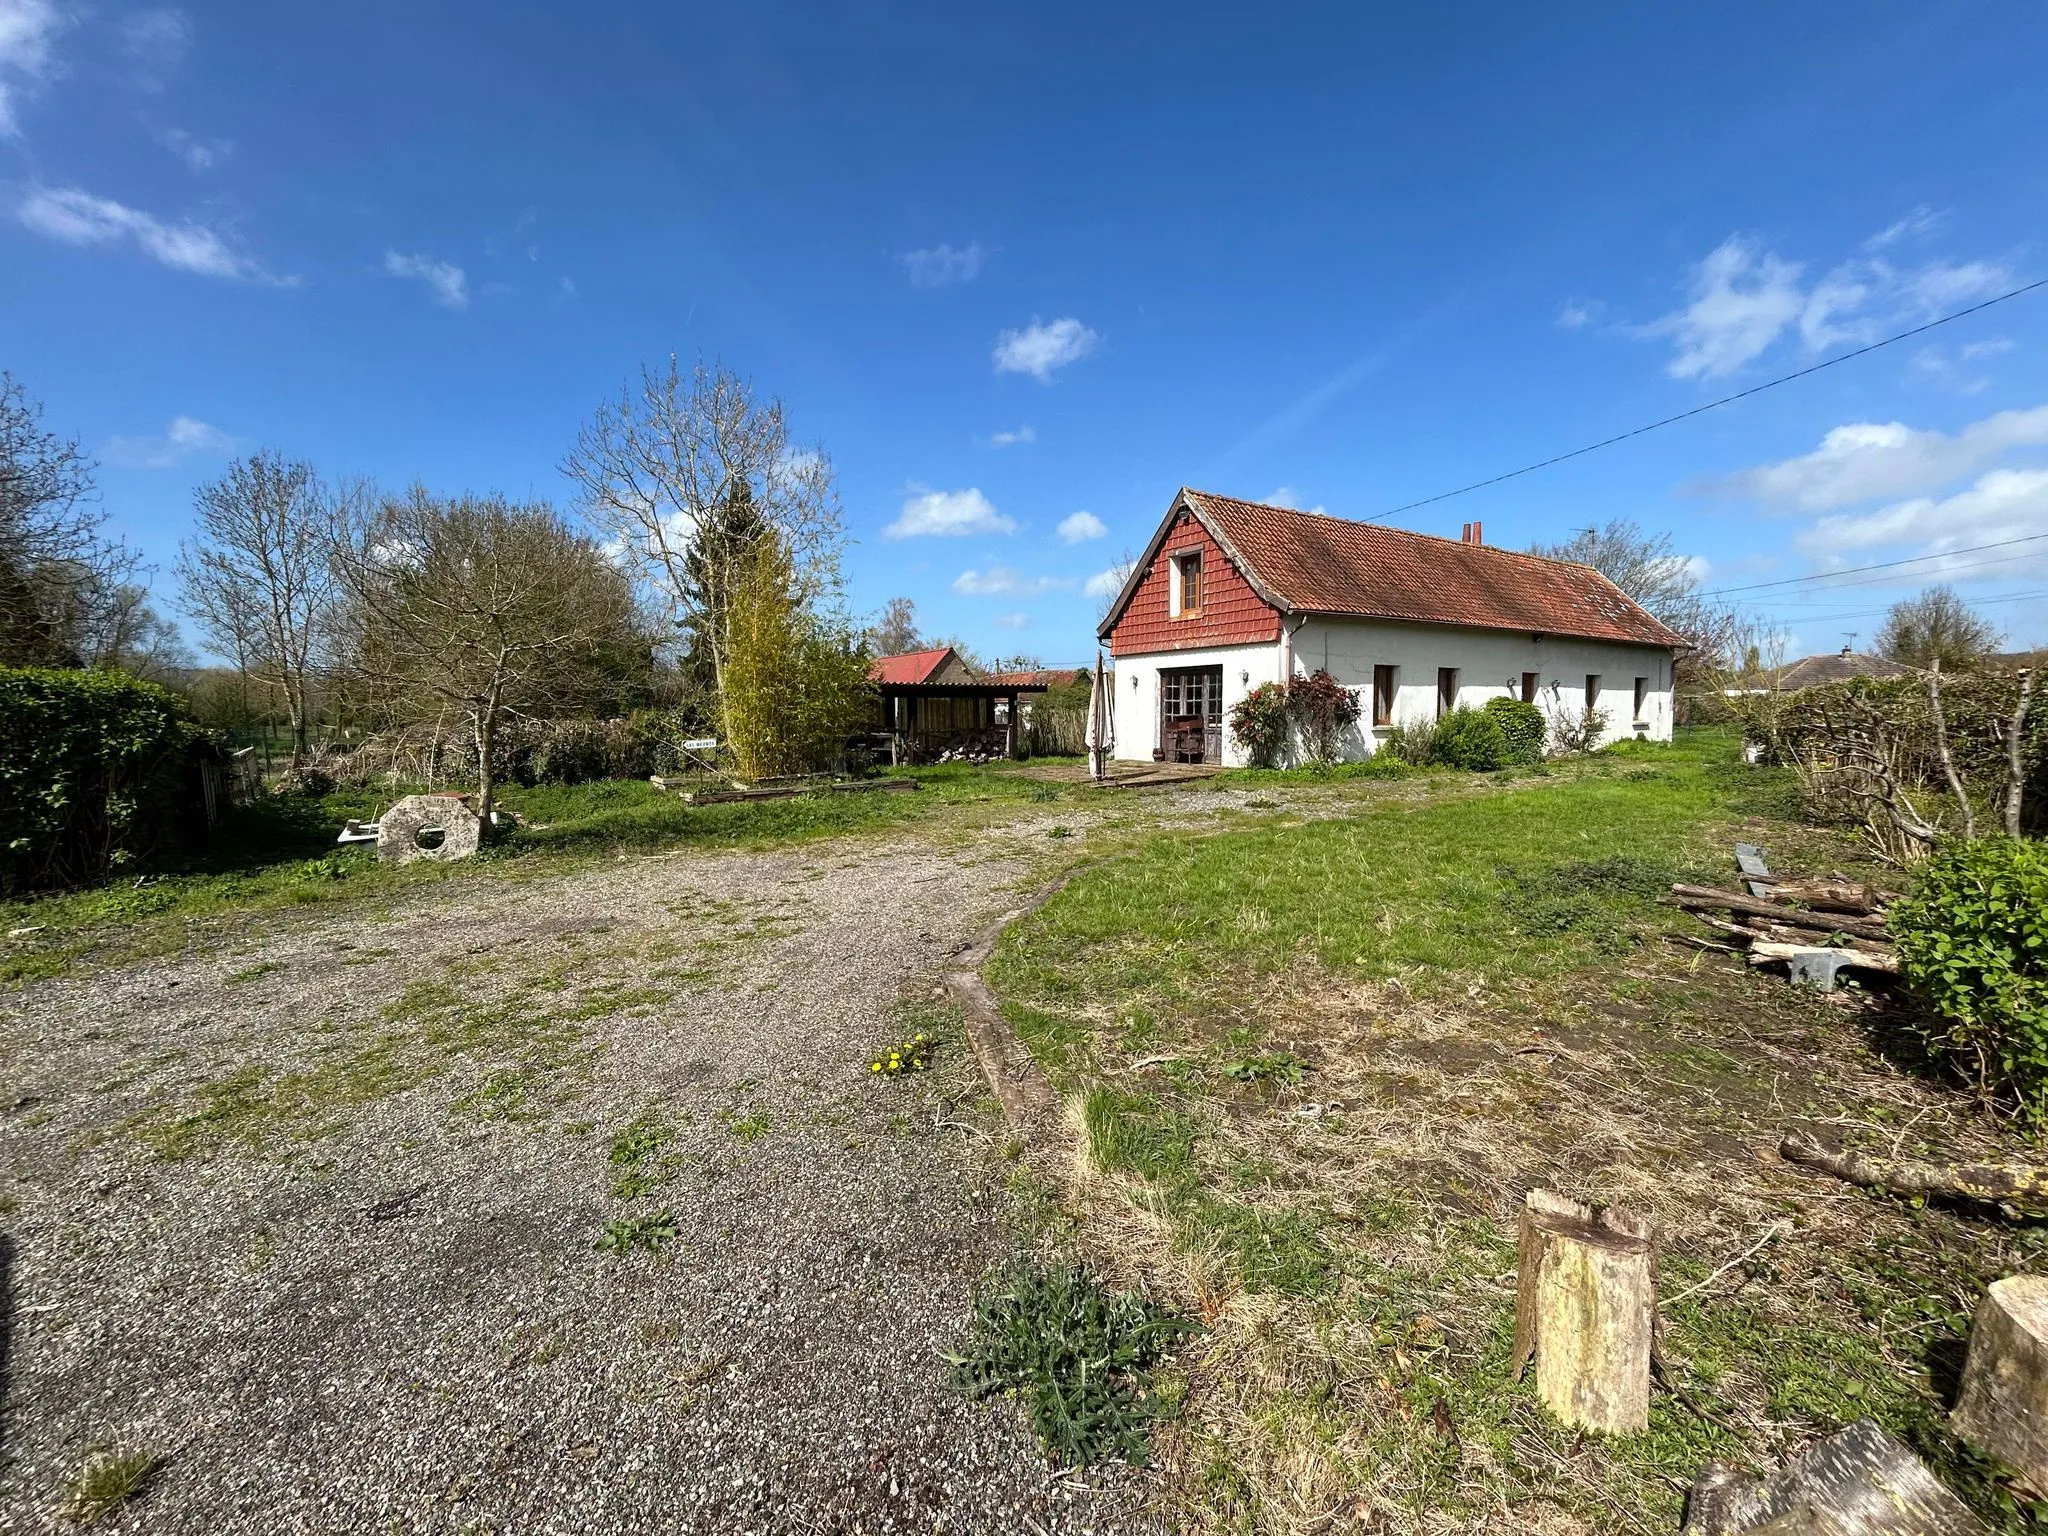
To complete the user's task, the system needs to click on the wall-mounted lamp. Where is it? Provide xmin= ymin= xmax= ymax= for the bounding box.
xmin=1240 ymin=669 xmax=1250 ymax=685
xmin=1130 ymin=673 xmax=1138 ymax=689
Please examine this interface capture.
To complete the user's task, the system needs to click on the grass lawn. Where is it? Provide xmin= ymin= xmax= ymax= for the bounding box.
xmin=0 ymin=762 xmax=1073 ymax=984
xmin=987 ymin=731 xmax=2048 ymax=1534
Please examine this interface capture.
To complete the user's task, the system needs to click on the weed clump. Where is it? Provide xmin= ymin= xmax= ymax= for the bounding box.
xmin=65 ymin=1448 xmax=159 ymax=1523
xmin=949 ymin=1266 xmax=1194 ymax=1464
xmin=595 ymin=1211 xmax=678 ymax=1254
xmin=869 ymin=1031 xmax=932 ymax=1076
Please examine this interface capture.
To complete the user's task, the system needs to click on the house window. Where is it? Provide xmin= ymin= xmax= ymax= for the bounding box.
xmin=1169 ymin=550 xmax=1204 ymax=617
xmin=1437 ymin=667 xmax=1459 ymax=717
xmin=1584 ymin=674 xmax=1600 ymax=712
xmin=1634 ymin=676 xmax=1649 ymax=722
xmin=1372 ymin=665 xmax=1397 ymax=727
xmin=1521 ymin=671 xmax=1539 ymax=704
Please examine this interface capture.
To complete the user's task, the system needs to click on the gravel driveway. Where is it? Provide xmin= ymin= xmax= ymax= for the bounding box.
xmin=0 ymin=811 xmax=1175 ymax=1535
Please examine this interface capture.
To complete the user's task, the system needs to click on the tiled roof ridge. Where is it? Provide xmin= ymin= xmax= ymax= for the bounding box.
xmin=1183 ymin=488 xmax=1612 ymax=579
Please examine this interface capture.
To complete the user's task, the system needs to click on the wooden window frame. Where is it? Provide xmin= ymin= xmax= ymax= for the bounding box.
xmin=1584 ymin=673 xmax=1600 ymax=712
xmin=1372 ymin=664 xmax=1397 ymax=727
xmin=1633 ymin=676 xmax=1649 ymax=722
xmin=1521 ymin=671 xmax=1540 ymax=704
xmin=1437 ymin=667 xmax=1459 ymax=717
xmin=1168 ymin=549 xmax=1204 ymax=619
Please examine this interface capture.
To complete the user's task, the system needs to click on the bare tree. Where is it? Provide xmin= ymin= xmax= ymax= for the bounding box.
xmin=331 ymin=487 xmax=647 ymax=820
xmin=177 ymin=452 xmax=338 ymax=765
xmin=562 ymin=357 xmax=843 ymax=696
xmin=868 ymin=596 xmax=924 ymax=656
xmin=1532 ymin=518 xmax=1742 ymax=719
xmin=1092 ymin=550 xmax=1139 ymax=625
xmin=1877 ymin=585 xmax=2001 ymax=669
xmin=0 ymin=371 xmax=138 ymax=666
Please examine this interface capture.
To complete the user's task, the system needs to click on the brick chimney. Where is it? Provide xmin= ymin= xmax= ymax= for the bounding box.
xmin=1460 ymin=521 xmax=1483 ymax=545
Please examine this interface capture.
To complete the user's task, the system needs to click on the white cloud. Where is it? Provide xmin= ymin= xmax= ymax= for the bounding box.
xmin=384 ymin=249 xmax=468 ymax=308
xmin=952 ymin=566 xmax=1072 ymax=597
xmin=559 ymin=274 xmax=579 ymax=299
xmin=1715 ymin=405 xmax=2048 ymax=512
xmin=118 ymin=8 xmax=188 ymax=75
xmin=103 ymin=414 xmax=235 ymax=468
xmin=992 ymin=612 xmax=1030 ymax=630
xmin=1262 ymin=486 xmax=1327 ymax=516
xmin=1639 ymin=228 xmax=2015 ymax=380
xmin=1866 ymin=205 xmax=1942 ymax=250
xmin=1083 ymin=567 xmax=1127 ymax=599
xmin=885 ymin=485 xmax=1015 ymax=539
xmin=1556 ymin=299 xmax=1599 ymax=329
xmin=993 ymin=316 xmax=1098 ymax=381
xmin=902 ymin=241 xmax=985 ymax=288
xmin=157 ymin=126 xmax=230 ymax=172
xmin=17 ymin=185 xmax=284 ymax=282
xmin=1057 ymin=510 xmax=1107 ymax=544
xmin=1795 ymin=467 xmax=2048 ymax=568
xmin=0 ymin=0 xmax=68 ymax=137
xmin=988 ymin=424 xmax=1035 ymax=448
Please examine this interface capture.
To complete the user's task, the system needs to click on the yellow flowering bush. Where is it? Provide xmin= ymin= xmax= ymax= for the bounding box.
xmin=869 ymin=1032 xmax=932 ymax=1076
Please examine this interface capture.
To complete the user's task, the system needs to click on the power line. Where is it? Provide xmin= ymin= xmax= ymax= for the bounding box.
xmin=1699 ymin=532 xmax=2048 ymax=597
xmin=1741 ymin=551 xmax=2048 ymax=602
xmin=1378 ymin=275 xmax=2048 ymax=520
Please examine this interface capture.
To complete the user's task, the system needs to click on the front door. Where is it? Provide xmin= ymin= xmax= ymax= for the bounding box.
xmin=1159 ymin=666 xmax=1224 ymax=763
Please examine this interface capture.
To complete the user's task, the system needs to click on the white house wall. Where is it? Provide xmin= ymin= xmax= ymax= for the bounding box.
xmin=1294 ymin=617 xmax=1674 ymax=753
xmin=1109 ymin=640 xmax=1284 ymax=767
xmin=1110 ymin=620 xmax=1674 ymax=765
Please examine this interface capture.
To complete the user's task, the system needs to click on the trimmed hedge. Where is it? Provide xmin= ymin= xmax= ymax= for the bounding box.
xmin=0 ymin=667 xmax=209 ymax=893
xmin=1483 ymin=697 xmax=1547 ymax=765
xmin=1431 ymin=706 xmax=1510 ymax=771
xmin=1892 ymin=838 xmax=2048 ymax=1130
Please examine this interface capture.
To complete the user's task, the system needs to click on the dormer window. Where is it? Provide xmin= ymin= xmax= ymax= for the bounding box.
xmin=1169 ymin=550 xmax=1204 ymax=617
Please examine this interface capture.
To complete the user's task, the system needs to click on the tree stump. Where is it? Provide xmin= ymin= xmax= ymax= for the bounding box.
xmin=1510 ymin=1189 xmax=1655 ymax=1434
xmin=1681 ymin=1419 xmax=1986 ymax=1534
xmin=1953 ymin=1275 xmax=2048 ymax=1493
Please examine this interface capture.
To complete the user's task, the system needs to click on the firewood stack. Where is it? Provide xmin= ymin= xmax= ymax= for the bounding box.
xmin=1665 ymin=844 xmax=1900 ymax=990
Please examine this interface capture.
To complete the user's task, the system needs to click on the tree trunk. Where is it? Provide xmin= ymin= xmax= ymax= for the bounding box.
xmin=1667 ymin=886 xmax=1893 ymax=940
xmin=1682 ymin=1419 xmax=1986 ymax=1534
xmin=1927 ymin=659 xmax=1976 ymax=841
xmin=1510 ymin=1189 xmax=1655 ymax=1434
xmin=473 ymin=701 xmax=498 ymax=825
xmin=2006 ymin=669 xmax=2036 ymax=839
xmin=1952 ymin=1275 xmax=2048 ymax=1493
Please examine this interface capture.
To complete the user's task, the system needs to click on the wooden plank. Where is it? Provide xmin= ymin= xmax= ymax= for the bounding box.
xmin=680 ymin=778 xmax=919 ymax=806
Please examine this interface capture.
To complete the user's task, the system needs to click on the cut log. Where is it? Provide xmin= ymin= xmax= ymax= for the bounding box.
xmin=1752 ymin=878 xmax=1893 ymax=915
xmin=1952 ymin=1275 xmax=2048 ymax=1493
xmin=1681 ymin=1419 xmax=1987 ymax=1534
xmin=1780 ymin=1132 xmax=2048 ymax=1216
xmin=1667 ymin=886 xmax=1891 ymax=941
xmin=1750 ymin=941 xmax=1899 ymax=974
xmin=1510 ymin=1189 xmax=1655 ymax=1434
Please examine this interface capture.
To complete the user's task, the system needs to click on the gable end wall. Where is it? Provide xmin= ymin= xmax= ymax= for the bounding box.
xmin=1107 ymin=512 xmax=1281 ymax=657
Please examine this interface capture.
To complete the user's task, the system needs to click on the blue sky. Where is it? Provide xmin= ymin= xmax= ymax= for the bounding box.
xmin=3 ymin=1 xmax=2045 ymax=664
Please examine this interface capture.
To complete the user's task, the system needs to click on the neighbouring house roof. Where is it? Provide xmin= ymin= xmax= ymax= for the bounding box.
xmin=985 ymin=668 xmax=1084 ymax=690
xmin=868 ymin=647 xmax=964 ymax=685
xmin=1735 ymin=648 xmax=1910 ymax=691
xmin=1098 ymin=489 xmax=1687 ymax=650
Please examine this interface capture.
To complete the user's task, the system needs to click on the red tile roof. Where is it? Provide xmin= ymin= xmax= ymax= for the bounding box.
xmin=985 ymin=668 xmax=1084 ymax=689
xmin=868 ymin=647 xmax=958 ymax=685
xmin=1155 ymin=490 xmax=1685 ymax=649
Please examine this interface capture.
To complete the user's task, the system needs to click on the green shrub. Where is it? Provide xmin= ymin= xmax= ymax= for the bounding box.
xmin=0 ymin=667 xmax=210 ymax=893
xmin=1378 ymin=717 xmax=1442 ymax=767
xmin=1228 ymin=682 xmax=1290 ymax=768
xmin=1430 ymin=706 xmax=1510 ymax=771
xmin=1483 ymin=697 xmax=1546 ymax=764
xmin=1892 ymin=838 xmax=2048 ymax=1128
xmin=948 ymin=1265 xmax=1195 ymax=1464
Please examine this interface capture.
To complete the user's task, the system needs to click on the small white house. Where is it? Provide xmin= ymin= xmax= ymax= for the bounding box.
xmin=1096 ymin=489 xmax=1685 ymax=767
